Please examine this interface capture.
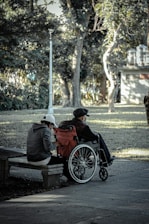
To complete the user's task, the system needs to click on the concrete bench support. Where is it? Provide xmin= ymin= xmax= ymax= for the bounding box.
xmin=8 ymin=156 xmax=64 ymax=188
xmin=0 ymin=159 xmax=9 ymax=184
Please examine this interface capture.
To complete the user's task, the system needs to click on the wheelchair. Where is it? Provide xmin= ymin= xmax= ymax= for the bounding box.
xmin=54 ymin=125 xmax=109 ymax=184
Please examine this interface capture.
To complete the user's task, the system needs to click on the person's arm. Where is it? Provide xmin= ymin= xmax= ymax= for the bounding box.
xmin=80 ymin=125 xmax=99 ymax=142
xmin=42 ymin=128 xmax=55 ymax=153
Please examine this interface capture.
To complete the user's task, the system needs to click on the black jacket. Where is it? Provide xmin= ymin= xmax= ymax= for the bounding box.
xmin=59 ymin=118 xmax=99 ymax=142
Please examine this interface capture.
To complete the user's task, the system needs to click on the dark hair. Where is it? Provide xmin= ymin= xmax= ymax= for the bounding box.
xmin=41 ymin=120 xmax=51 ymax=126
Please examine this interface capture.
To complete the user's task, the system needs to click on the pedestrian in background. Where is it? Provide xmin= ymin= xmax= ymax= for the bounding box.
xmin=144 ymin=90 xmax=149 ymax=125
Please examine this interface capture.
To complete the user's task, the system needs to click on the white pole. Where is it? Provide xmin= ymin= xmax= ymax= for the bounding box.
xmin=48 ymin=29 xmax=54 ymax=114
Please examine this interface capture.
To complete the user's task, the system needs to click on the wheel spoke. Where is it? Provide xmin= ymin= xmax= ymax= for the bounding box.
xmin=68 ymin=144 xmax=97 ymax=183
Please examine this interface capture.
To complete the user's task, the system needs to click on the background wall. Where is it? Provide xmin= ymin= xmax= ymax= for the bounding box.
xmin=120 ymin=67 xmax=149 ymax=104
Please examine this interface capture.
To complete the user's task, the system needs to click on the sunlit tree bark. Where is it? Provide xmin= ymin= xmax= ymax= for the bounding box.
xmin=103 ymin=25 xmax=121 ymax=112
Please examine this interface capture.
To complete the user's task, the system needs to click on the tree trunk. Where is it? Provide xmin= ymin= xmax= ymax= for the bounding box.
xmin=107 ymin=76 xmax=115 ymax=112
xmin=100 ymin=74 xmax=107 ymax=103
xmin=60 ymin=77 xmax=72 ymax=107
xmin=103 ymin=50 xmax=115 ymax=112
xmin=30 ymin=0 xmax=34 ymax=12
xmin=72 ymin=33 xmax=86 ymax=107
xmin=103 ymin=24 xmax=121 ymax=112
xmin=147 ymin=1 xmax=149 ymax=48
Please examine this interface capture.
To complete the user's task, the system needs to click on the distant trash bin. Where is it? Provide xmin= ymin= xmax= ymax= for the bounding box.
xmin=144 ymin=93 xmax=149 ymax=125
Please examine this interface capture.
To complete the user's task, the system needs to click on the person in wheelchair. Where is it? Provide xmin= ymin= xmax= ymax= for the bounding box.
xmin=59 ymin=108 xmax=114 ymax=166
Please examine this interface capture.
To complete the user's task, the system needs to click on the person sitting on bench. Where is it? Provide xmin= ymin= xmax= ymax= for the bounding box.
xmin=27 ymin=114 xmax=63 ymax=166
xmin=59 ymin=108 xmax=114 ymax=166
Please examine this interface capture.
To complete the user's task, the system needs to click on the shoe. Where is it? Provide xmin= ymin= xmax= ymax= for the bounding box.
xmin=103 ymin=163 xmax=108 ymax=167
xmin=108 ymin=156 xmax=115 ymax=165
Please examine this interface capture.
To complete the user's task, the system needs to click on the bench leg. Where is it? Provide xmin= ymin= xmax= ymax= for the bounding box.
xmin=0 ymin=159 xmax=9 ymax=185
xmin=42 ymin=170 xmax=61 ymax=189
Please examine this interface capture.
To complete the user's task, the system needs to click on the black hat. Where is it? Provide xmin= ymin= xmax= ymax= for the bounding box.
xmin=73 ymin=108 xmax=89 ymax=118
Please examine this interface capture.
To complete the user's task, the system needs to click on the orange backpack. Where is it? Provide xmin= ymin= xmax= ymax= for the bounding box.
xmin=54 ymin=126 xmax=78 ymax=159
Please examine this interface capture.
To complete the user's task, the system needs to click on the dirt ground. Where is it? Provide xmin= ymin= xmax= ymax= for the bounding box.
xmin=0 ymin=104 xmax=149 ymax=201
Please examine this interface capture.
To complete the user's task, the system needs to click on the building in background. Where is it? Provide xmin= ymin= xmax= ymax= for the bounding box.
xmin=120 ymin=45 xmax=149 ymax=104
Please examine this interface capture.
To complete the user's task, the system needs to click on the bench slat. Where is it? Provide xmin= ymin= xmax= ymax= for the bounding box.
xmin=8 ymin=156 xmax=64 ymax=188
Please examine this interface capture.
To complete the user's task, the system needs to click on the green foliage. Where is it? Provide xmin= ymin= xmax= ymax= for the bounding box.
xmin=0 ymin=0 xmax=61 ymax=110
xmin=60 ymin=0 xmax=94 ymax=33
xmin=95 ymin=0 xmax=148 ymax=47
xmin=0 ymin=76 xmax=50 ymax=111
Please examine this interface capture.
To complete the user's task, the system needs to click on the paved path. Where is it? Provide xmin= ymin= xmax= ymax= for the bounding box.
xmin=0 ymin=159 xmax=149 ymax=224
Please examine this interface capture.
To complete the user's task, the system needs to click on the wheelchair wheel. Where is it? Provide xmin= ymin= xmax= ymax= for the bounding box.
xmin=68 ymin=144 xmax=97 ymax=184
xmin=99 ymin=167 xmax=108 ymax=181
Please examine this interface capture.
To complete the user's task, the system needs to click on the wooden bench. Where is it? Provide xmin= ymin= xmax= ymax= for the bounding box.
xmin=8 ymin=156 xmax=64 ymax=188
xmin=0 ymin=147 xmax=25 ymax=184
